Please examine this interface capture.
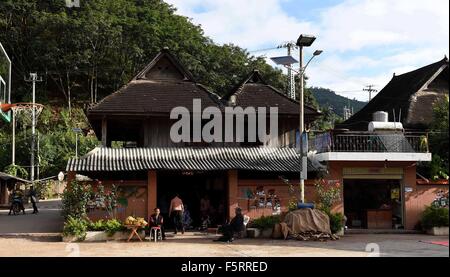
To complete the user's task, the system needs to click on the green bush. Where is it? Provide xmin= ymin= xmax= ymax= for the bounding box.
xmin=328 ymin=212 xmax=345 ymax=234
xmin=61 ymin=181 xmax=92 ymax=220
xmin=63 ymin=216 xmax=88 ymax=241
xmin=103 ymin=219 xmax=124 ymax=236
xmin=421 ymin=206 xmax=449 ymax=229
xmin=250 ymin=215 xmax=281 ymax=230
xmin=88 ymin=220 xmax=105 ymax=231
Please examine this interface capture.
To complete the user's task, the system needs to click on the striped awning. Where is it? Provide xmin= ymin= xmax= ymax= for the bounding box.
xmin=66 ymin=147 xmax=307 ymax=173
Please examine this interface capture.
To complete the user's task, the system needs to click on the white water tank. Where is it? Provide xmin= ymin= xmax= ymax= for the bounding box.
xmin=373 ymin=111 xmax=388 ymax=122
xmin=368 ymin=121 xmax=403 ymax=132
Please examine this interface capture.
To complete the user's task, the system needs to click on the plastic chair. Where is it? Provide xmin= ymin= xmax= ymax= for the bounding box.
xmin=150 ymin=226 xmax=162 ymax=242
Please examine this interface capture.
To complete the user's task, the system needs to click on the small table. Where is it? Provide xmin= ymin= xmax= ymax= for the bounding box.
xmin=125 ymin=225 xmax=144 ymax=242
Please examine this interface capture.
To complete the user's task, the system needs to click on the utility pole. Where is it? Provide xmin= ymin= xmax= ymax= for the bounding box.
xmin=24 ymin=73 xmax=42 ymax=185
xmin=363 ymin=85 xmax=377 ymax=102
xmin=278 ymin=42 xmax=297 ymax=99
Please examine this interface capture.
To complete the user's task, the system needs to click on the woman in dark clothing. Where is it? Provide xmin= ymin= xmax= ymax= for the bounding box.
xmin=28 ymin=186 xmax=39 ymax=214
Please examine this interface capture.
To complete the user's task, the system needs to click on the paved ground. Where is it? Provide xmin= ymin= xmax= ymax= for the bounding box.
xmin=0 ymin=200 xmax=448 ymax=257
xmin=0 ymin=199 xmax=64 ymax=233
xmin=0 ymin=233 xmax=447 ymax=257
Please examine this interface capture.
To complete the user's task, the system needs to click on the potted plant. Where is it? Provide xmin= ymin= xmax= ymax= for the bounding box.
xmin=248 ymin=215 xmax=281 ymax=238
xmin=421 ymin=206 xmax=449 ymax=235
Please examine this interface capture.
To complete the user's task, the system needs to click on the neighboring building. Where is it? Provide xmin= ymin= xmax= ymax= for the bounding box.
xmin=67 ymin=49 xmax=320 ymax=225
xmin=0 ymin=172 xmax=28 ymax=207
xmin=311 ymin=58 xmax=449 ymax=230
xmin=338 ymin=57 xmax=449 ymax=131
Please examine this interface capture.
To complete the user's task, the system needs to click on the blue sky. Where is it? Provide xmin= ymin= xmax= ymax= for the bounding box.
xmin=165 ymin=0 xmax=449 ymax=101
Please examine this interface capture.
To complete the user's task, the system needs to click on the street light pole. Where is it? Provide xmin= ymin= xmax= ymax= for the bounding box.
xmin=299 ymin=45 xmax=305 ymax=203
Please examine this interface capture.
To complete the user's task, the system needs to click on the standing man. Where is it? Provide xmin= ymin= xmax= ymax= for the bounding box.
xmin=28 ymin=185 xmax=39 ymax=214
xmin=169 ymin=193 xmax=184 ymax=234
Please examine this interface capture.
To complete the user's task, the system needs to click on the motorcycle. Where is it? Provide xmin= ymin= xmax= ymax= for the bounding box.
xmin=10 ymin=194 xmax=25 ymax=215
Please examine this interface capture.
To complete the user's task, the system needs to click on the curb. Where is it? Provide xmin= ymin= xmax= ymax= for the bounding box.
xmin=0 ymin=233 xmax=62 ymax=241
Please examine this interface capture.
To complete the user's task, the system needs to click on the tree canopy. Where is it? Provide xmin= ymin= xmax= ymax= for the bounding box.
xmin=0 ymin=0 xmax=317 ymax=178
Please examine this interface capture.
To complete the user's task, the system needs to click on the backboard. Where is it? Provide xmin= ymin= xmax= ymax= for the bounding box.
xmin=0 ymin=41 xmax=12 ymax=123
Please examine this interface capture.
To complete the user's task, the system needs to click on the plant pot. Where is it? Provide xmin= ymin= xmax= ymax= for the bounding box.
xmin=426 ymin=227 xmax=449 ymax=236
xmin=246 ymin=228 xmax=261 ymax=238
xmin=261 ymin=228 xmax=273 ymax=238
xmin=334 ymin=227 xmax=345 ymax=237
xmin=84 ymin=231 xmax=109 ymax=242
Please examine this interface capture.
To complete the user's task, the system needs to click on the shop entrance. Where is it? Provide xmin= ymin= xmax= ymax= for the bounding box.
xmin=344 ymin=179 xmax=403 ymax=229
xmin=157 ymin=171 xmax=228 ymax=230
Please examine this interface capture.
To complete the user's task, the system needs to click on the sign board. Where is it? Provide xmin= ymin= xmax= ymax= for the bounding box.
xmin=405 ymin=187 xmax=413 ymax=193
xmin=0 ymin=42 xmax=11 ymax=123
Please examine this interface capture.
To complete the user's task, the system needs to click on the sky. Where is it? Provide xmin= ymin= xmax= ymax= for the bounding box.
xmin=165 ymin=0 xmax=449 ymax=101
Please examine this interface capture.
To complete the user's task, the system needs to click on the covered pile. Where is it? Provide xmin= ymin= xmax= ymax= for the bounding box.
xmin=280 ymin=209 xmax=339 ymax=241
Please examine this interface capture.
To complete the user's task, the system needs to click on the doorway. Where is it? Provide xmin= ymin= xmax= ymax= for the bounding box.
xmin=344 ymin=179 xmax=403 ymax=229
xmin=157 ymin=171 xmax=228 ymax=230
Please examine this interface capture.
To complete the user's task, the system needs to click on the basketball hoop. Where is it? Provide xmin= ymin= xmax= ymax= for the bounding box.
xmin=1 ymin=102 xmax=44 ymax=127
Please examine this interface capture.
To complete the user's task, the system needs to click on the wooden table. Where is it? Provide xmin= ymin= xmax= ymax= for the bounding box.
xmin=125 ymin=225 xmax=144 ymax=242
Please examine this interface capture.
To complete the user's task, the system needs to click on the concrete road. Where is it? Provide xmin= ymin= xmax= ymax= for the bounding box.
xmin=0 ymin=233 xmax=447 ymax=257
xmin=0 ymin=199 xmax=63 ymax=234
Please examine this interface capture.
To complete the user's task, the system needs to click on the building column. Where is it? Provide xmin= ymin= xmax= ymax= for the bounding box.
xmin=147 ymin=170 xmax=157 ymax=219
xmin=101 ymin=117 xmax=107 ymax=147
xmin=67 ymin=171 xmax=76 ymax=187
xmin=228 ymin=170 xmax=238 ymax=220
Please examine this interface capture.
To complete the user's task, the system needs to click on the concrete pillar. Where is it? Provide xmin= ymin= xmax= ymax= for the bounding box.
xmin=67 ymin=171 xmax=76 ymax=187
xmin=148 ymin=170 xmax=157 ymax=219
xmin=228 ymin=170 xmax=238 ymax=220
xmin=101 ymin=117 xmax=107 ymax=147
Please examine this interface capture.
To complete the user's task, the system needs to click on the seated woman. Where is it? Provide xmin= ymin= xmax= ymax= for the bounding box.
xmin=149 ymin=208 xmax=166 ymax=240
xmin=214 ymin=207 xmax=244 ymax=243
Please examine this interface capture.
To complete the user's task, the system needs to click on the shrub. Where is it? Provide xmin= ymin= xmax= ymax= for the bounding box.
xmin=63 ymin=216 xmax=88 ymax=241
xmin=250 ymin=215 xmax=281 ymax=230
xmin=421 ymin=206 xmax=449 ymax=229
xmin=315 ymin=179 xmax=341 ymax=214
xmin=328 ymin=212 xmax=345 ymax=234
xmin=61 ymin=181 xmax=92 ymax=220
xmin=103 ymin=219 xmax=124 ymax=236
xmin=87 ymin=220 xmax=105 ymax=231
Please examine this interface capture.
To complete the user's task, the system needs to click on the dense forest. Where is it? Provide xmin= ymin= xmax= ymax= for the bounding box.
xmin=0 ymin=0 xmax=323 ymax=178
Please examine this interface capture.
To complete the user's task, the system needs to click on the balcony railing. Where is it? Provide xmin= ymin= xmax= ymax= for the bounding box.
xmin=310 ymin=132 xmax=429 ymax=154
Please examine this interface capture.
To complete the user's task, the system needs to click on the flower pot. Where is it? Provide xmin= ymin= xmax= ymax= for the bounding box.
xmin=84 ymin=231 xmax=109 ymax=242
xmin=261 ymin=228 xmax=273 ymax=238
xmin=246 ymin=228 xmax=261 ymax=238
xmin=334 ymin=227 xmax=345 ymax=237
xmin=426 ymin=227 xmax=449 ymax=236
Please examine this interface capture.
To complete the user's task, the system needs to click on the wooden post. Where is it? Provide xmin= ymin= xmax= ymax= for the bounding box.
xmin=228 ymin=170 xmax=238 ymax=220
xmin=101 ymin=117 xmax=107 ymax=147
xmin=147 ymin=170 xmax=157 ymax=220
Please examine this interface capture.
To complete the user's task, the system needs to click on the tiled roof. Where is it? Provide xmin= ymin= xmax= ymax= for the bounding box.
xmin=223 ymin=70 xmax=321 ymax=116
xmin=66 ymin=147 xmax=315 ymax=173
xmin=338 ymin=58 xmax=449 ymax=131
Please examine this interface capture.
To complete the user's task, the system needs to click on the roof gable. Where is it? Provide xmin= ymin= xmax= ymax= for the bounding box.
xmin=224 ymin=70 xmax=320 ymax=116
xmin=134 ymin=49 xmax=195 ymax=82
xmin=338 ymin=57 xmax=449 ymax=130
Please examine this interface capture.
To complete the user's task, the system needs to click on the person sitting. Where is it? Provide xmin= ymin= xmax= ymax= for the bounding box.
xmin=199 ymin=214 xmax=211 ymax=231
xmin=8 ymin=189 xmax=25 ymax=215
xmin=149 ymin=208 xmax=166 ymax=240
xmin=214 ymin=207 xmax=244 ymax=243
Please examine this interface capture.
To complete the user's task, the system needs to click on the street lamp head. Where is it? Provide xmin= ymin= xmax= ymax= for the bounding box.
xmin=296 ymin=34 xmax=316 ymax=47
xmin=313 ymin=50 xmax=323 ymax=56
xmin=58 ymin=171 xmax=65 ymax=182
